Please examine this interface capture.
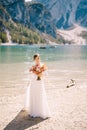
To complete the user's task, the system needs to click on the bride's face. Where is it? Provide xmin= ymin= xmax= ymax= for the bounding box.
xmin=34 ymin=56 xmax=40 ymax=64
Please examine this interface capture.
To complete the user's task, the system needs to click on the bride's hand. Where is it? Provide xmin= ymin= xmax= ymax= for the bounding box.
xmin=37 ymin=72 xmax=42 ymax=77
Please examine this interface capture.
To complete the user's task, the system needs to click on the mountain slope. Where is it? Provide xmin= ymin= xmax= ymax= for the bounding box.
xmin=0 ymin=4 xmax=45 ymax=44
xmin=26 ymin=3 xmax=56 ymax=37
xmin=0 ymin=0 xmax=87 ymax=44
xmin=75 ymin=0 xmax=87 ymax=27
xmin=34 ymin=0 xmax=87 ymax=29
xmin=57 ymin=24 xmax=87 ymax=44
xmin=0 ymin=0 xmax=56 ymax=37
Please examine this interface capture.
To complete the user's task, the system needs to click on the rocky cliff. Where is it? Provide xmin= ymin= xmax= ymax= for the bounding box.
xmin=0 ymin=0 xmax=56 ymax=37
xmin=34 ymin=0 xmax=87 ymax=29
xmin=26 ymin=3 xmax=56 ymax=37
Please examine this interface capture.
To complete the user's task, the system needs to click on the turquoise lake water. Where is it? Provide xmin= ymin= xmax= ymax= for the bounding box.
xmin=0 ymin=45 xmax=87 ymax=90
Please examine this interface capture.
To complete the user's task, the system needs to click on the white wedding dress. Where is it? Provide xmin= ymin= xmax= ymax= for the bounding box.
xmin=25 ymin=70 xmax=51 ymax=119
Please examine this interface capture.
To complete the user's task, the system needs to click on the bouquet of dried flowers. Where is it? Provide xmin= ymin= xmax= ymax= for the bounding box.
xmin=30 ymin=64 xmax=46 ymax=80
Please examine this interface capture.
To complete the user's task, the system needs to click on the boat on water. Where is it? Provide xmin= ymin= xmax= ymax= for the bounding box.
xmin=40 ymin=46 xmax=46 ymax=49
xmin=50 ymin=45 xmax=56 ymax=48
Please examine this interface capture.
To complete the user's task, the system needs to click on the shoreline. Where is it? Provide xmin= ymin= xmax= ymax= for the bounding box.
xmin=0 ymin=42 xmax=87 ymax=46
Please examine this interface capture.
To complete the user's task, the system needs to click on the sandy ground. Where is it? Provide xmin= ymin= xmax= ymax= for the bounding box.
xmin=0 ymin=83 xmax=87 ymax=130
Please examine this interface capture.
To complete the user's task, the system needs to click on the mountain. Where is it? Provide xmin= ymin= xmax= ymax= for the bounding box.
xmin=26 ymin=3 xmax=56 ymax=37
xmin=0 ymin=0 xmax=87 ymax=44
xmin=0 ymin=2 xmax=46 ymax=44
xmin=57 ymin=24 xmax=87 ymax=45
xmin=34 ymin=0 xmax=87 ymax=29
xmin=0 ymin=0 xmax=56 ymax=38
xmin=75 ymin=0 xmax=87 ymax=27
xmin=0 ymin=0 xmax=31 ymax=27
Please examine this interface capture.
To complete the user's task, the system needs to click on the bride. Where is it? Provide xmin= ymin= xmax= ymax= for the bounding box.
xmin=25 ymin=53 xmax=51 ymax=119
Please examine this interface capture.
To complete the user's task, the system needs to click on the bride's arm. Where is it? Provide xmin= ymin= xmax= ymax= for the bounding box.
xmin=40 ymin=64 xmax=47 ymax=72
xmin=43 ymin=64 xmax=47 ymax=71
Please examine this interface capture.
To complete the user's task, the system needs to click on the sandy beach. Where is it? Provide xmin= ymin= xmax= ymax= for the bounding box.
xmin=0 ymin=83 xmax=87 ymax=130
